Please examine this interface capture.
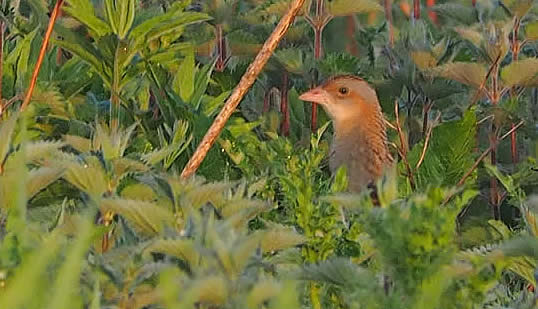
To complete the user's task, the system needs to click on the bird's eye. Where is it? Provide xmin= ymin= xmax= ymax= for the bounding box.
xmin=338 ymin=87 xmax=349 ymax=95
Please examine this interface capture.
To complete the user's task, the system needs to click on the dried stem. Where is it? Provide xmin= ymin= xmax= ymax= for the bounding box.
xmin=415 ymin=112 xmax=440 ymax=170
xmin=21 ymin=0 xmax=65 ymax=111
xmin=180 ymin=0 xmax=306 ymax=179
xmin=345 ymin=16 xmax=359 ymax=56
xmin=395 ymin=100 xmax=416 ymax=190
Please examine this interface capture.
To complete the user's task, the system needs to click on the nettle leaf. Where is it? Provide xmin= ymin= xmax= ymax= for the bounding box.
xmin=526 ymin=21 xmax=538 ymax=41
xmin=327 ymin=0 xmax=382 ymax=16
xmin=500 ymin=58 xmax=538 ymax=87
xmin=62 ymin=155 xmax=108 ymax=198
xmin=27 ymin=167 xmax=64 ymax=199
xmin=428 ymin=62 xmax=487 ymax=88
xmin=0 ymin=113 xmax=18 ymax=166
xmin=25 ymin=141 xmax=65 ymax=165
xmin=246 ymin=280 xmax=281 ymax=308
xmin=505 ymin=0 xmax=534 ymax=18
xmin=260 ymin=226 xmax=306 ymax=253
xmin=63 ymin=0 xmax=112 ymax=37
xmin=411 ymin=51 xmax=438 ymax=70
xmin=274 ymin=48 xmax=304 ymax=74
xmin=185 ymin=276 xmax=228 ymax=306
xmin=144 ymin=239 xmax=199 ymax=266
xmin=454 ymin=27 xmax=483 ymax=47
xmin=175 ymin=49 xmax=195 ymax=102
xmin=63 ymin=134 xmax=92 ymax=153
xmin=100 ymin=198 xmax=174 ymax=236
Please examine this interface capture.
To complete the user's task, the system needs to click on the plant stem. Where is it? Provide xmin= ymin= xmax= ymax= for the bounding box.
xmin=0 ymin=21 xmax=4 ymax=108
xmin=509 ymin=17 xmax=521 ymax=165
xmin=21 ymin=0 xmax=64 ymax=111
xmin=110 ymin=43 xmax=122 ymax=130
xmin=280 ymin=72 xmax=290 ymax=136
xmin=413 ymin=0 xmax=420 ymax=20
xmin=262 ymin=88 xmax=271 ymax=113
xmin=384 ymin=0 xmax=394 ymax=48
xmin=215 ymin=24 xmax=227 ymax=72
xmin=426 ymin=0 xmax=438 ymax=24
xmin=180 ymin=0 xmax=307 ymax=179
xmin=345 ymin=16 xmax=359 ymax=56
xmin=489 ymin=62 xmax=500 ymax=219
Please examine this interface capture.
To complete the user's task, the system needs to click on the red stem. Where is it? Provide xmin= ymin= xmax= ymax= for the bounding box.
xmin=263 ymin=88 xmax=271 ymax=113
xmin=426 ymin=0 xmax=438 ymax=24
xmin=509 ymin=18 xmax=521 ymax=165
xmin=215 ymin=24 xmax=226 ymax=72
xmin=472 ymin=0 xmax=477 ymax=7
xmin=21 ymin=0 xmax=65 ymax=111
xmin=0 ymin=21 xmax=4 ymax=106
xmin=345 ymin=16 xmax=359 ymax=56
xmin=413 ymin=0 xmax=420 ymax=20
xmin=280 ymin=72 xmax=290 ymax=136
xmin=384 ymin=0 xmax=394 ymax=48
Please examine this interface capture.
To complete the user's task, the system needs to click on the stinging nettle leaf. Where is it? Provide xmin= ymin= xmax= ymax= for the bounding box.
xmin=428 ymin=62 xmax=487 ymax=88
xmin=500 ymin=58 xmax=538 ymax=87
xmin=327 ymin=0 xmax=382 ymax=16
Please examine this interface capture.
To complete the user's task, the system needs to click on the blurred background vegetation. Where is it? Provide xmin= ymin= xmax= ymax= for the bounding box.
xmin=0 ymin=0 xmax=538 ymax=308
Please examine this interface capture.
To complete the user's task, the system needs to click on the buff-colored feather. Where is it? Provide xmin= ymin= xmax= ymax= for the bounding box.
xmin=299 ymin=75 xmax=393 ymax=193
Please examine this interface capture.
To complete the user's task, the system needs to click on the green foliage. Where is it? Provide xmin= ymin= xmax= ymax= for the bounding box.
xmin=0 ymin=0 xmax=537 ymax=307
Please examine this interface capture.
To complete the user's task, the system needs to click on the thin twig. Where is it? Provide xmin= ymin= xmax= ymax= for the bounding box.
xmin=468 ymin=53 xmax=501 ymax=109
xmin=180 ymin=0 xmax=306 ymax=179
xmin=394 ymin=100 xmax=416 ymax=190
xmin=477 ymin=114 xmax=494 ymax=125
xmin=415 ymin=112 xmax=440 ymax=170
xmin=21 ymin=0 xmax=65 ymax=111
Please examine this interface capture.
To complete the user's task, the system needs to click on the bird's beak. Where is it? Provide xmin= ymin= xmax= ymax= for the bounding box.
xmin=298 ymin=87 xmax=329 ymax=105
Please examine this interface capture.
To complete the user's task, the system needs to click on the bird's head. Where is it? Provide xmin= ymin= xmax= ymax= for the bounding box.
xmin=298 ymin=75 xmax=380 ymax=123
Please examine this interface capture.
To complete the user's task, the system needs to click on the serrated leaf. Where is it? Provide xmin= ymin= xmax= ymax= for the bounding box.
xmin=63 ymin=134 xmax=92 ymax=153
xmin=63 ymin=0 xmax=112 ymax=36
xmin=411 ymin=51 xmax=437 ymax=70
xmin=63 ymin=156 xmax=108 ymax=198
xmin=247 ymin=281 xmax=281 ymax=308
xmin=0 ymin=113 xmax=18 ymax=166
xmin=100 ymin=198 xmax=174 ymax=236
xmin=455 ymin=27 xmax=483 ymax=47
xmin=429 ymin=62 xmax=487 ymax=88
xmin=261 ymin=227 xmax=306 ymax=253
xmin=144 ymin=239 xmax=199 ymax=266
xmin=26 ymin=167 xmax=64 ymax=199
xmin=526 ymin=21 xmax=538 ymax=40
xmin=175 ymin=49 xmax=195 ymax=102
xmin=500 ymin=58 xmax=538 ymax=87
xmin=327 ymin=0 xmax=382 ymax=16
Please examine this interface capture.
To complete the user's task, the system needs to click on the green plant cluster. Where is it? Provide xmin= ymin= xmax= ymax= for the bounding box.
xmin=0 ymin=0 xmax=537 ymax=308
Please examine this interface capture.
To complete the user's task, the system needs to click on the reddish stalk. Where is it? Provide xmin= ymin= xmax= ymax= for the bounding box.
xmin=262 ymin=88 xmax=271 ymax=113
xmin=384 ymin=0 xmax=394 ymax=48
xmin=280 ymin=72 xmax=290 ymax=136
xmin=215 ymin=24 xmax=229 ymax=72
xmin=489 ymin=61 xmax=501 ymax=219
xmin=509 ymin=17 xmax=522 ymax=165
xmin=21 ymin=0 xmax=65 ymax=111
xmin=413 ymin=0 xmax=420 ymax=20
xmin=180 ymin=0 xmax=307 ymax=179
xmin=426 ymin=0 xmax=438 ymax=25
xmin=472 ymin=0 xmax=477 ymax=7
xmin=0 ymin=21 xmax=4 ymax=107
xmin=346 ymin=16 xmax=359 ymax=56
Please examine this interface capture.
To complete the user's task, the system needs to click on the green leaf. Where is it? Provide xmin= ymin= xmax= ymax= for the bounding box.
xmin=63 ymin=0 xmax=112 ymax=37
xmin=99 ymin=198 xmax=174 ymax=236
xmin=105 ymin=0 xmax=120 ymax=36
xmin=429 ymin=62 xmax=487 ymax=88
xmin=175 ymin=49 xmax=195 ymax=102
xmin=144 ymin=239 xmax=200 ymax=266
xmin=411 ymin=51 xmax=438 ymax=70
xmin=500 ymin=58 xmax=538 ymax=87
xmin=0 ymin=113 xmax=18 ymax=167
xmin=327 ymin=0 xmax=382 ymax=16
xmin=26 ymin=167 xmax=64 ymax=199
xmin=526 ymin=21 xmax=538 ymax=40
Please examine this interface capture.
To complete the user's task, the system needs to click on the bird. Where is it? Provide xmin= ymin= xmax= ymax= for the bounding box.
xmin=299 ymin=74 xmax=393 ymax=194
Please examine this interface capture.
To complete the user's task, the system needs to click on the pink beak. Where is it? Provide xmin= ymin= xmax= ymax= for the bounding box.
xmin=298 ymin=87 xmax=328 ymax=105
